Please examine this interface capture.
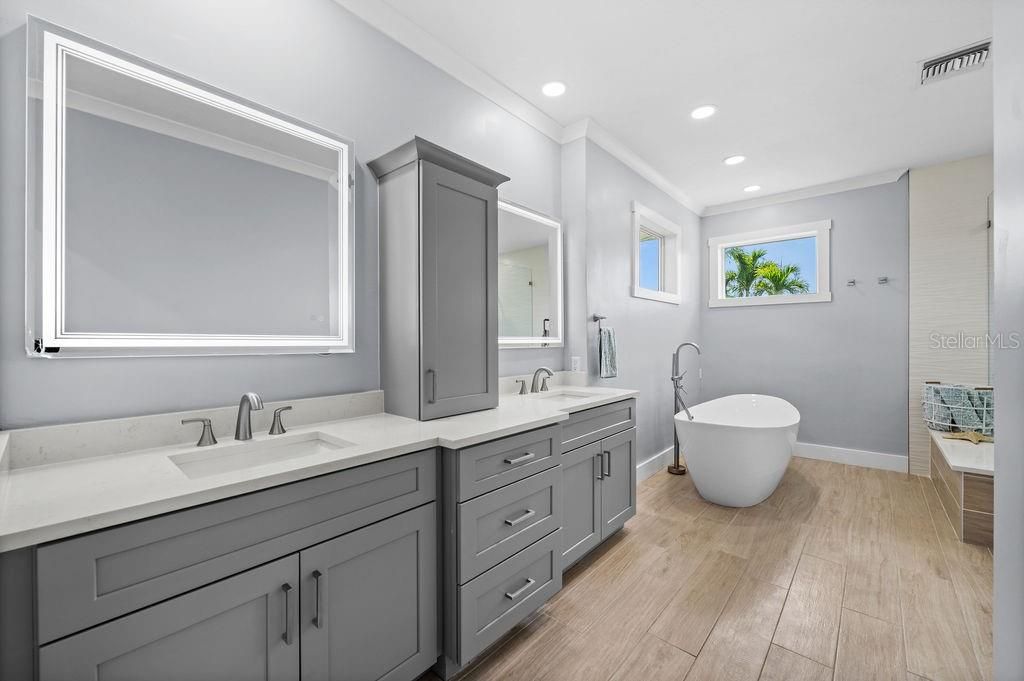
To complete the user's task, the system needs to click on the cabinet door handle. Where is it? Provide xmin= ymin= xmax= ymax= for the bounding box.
xmin=603 ymin=451 xmax=612 ymax=478
xmin=312 ymin=570 xmax=324 ymax=629
xmin=504 ymin=577 xmax=536 ymax=601
xmin=504 ymin=509 xmax=536 ymax=527
xmin=596 ymin=452 xmax=604 ymax=480
xmin=426 ymin=369 xmax=437 ymax=404
xmin=281 ymin=583 xmax=295 ymax=645
xmin=504 ymin=451 xmax=536 ymax=466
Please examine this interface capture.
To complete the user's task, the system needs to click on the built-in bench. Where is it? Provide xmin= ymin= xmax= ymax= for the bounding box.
xmin=929 ymin=429 xmax=993 ymax=547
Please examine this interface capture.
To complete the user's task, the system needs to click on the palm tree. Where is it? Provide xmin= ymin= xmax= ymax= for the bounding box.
xmin=724 ymin=247 xmax=770 ymax=297
xmin=753 ymin=262 xmax=810 ymax=295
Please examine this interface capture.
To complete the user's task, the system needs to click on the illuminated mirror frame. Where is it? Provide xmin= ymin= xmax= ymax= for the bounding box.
xmin=497 ymin=200 xmax=564 ymax=348
xmin=29 ymin=23 xmax=354 ymax=356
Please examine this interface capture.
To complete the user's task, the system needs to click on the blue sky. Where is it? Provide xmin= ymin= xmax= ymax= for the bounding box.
xmin=639 ymin=238 xmax=661 ymax=290
xmin=729 ymin=236 xmax=817 ymax=294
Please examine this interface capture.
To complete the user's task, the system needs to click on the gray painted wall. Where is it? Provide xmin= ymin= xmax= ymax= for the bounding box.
xmin=0 ymin=0 xmax=561 ymax=428
xmin=700 ymin=176 xmax=910 ymax=456
xmin=993 ymin=0 xmax=1024 ymax=674
xmin=583 ymin=141 xmax=702 ymax=463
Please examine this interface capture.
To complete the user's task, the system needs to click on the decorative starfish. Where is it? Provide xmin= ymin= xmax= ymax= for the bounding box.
xmin=943 ymin=431 xmax=993 ymax=445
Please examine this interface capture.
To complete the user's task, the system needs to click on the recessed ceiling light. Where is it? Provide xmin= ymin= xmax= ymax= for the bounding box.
xmin=723 ymin=155 xmax=746 ymax=166
xmin=690 ymin=105 xmax=717 ymax=120
xmin=744 ymin=185 xmax=762 ymax=193
xmin=542 ymin=81 xmax=566 ymax=97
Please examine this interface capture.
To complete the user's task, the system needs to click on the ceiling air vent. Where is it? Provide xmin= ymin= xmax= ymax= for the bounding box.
xmin=921 ymin=41 xmax=991 ymax=84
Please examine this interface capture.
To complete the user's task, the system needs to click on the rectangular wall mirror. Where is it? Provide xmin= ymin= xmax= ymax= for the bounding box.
xmin=25 ymin=20 xmax=353 ymax=357
xmin=497 ymin=201 xmax=563 ymax=347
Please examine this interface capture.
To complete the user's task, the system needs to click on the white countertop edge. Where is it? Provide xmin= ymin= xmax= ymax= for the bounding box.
xmin=0 ymin=389 xmax=638 ymax=552
xmin=928 ymin=429 xmax=994 ymax=476
xmin=0 ymin=438 xmax=438 ymax=553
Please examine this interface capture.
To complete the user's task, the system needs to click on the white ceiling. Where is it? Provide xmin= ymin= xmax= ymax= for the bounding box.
xmin=352 ymin=0 xmax=993 ymax=210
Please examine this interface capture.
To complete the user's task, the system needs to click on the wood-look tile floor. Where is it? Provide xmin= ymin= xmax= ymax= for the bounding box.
xmin=445 ymin=458 xmax=993 ymax=681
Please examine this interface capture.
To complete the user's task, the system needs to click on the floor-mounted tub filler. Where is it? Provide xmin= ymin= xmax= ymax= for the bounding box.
xmin=674 ymin=394 xmax=799 ymax=507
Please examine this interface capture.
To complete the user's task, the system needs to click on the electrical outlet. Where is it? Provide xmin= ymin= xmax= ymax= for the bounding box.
xmin=571 ymin=356 xmax=582 ymax=372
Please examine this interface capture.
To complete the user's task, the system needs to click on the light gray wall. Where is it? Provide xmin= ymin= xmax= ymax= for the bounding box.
xmin=0 ymin=0 xmax=561 ymax=428
xmin=560 ymin=138 xmax=589 ymax=374
xmin=700 ymin=176 xmax=910 ymax=456
xmin=583 ymin=141 xmax=702 ymax=463
xmin=993 ymin=0 xmax=1024 ymax=674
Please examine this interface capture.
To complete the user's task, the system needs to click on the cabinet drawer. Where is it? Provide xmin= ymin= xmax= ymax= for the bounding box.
xmin=561 ymin=399 xmax=636 ymax=450
xmin=458 ymin=467 xmax=562 ymax=582
xmin=458 ymin=530 xmax=562 ymax=664
xmin=39 ymin=554 xmax=299 ymax=681
xmin=456 ymin=425 xmax=560 ymax=501
xmin=37 ymin=449 xmax=436 ymax=644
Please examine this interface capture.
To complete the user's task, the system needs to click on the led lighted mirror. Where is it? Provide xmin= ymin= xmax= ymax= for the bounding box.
xmin=26 ymin=20 xmax=353 ymax=356
xmin=497 ymin=201 xmax=563 ymax=348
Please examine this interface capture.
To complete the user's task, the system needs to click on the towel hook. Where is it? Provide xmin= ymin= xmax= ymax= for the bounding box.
xmin=592 ymin=314 xmax=607 ymax=331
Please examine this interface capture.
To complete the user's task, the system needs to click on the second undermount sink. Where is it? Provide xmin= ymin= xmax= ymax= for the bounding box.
xmin=170 ymin=431 xmax=355 ymax=480
xmin=531 ymin=389 xmax=598 ymax=401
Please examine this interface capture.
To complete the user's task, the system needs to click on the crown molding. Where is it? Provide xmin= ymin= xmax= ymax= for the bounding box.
xmin=563 ymin=118 xmax=705 ymax=215
xmin=336 ymin=1 xmax=703 ymax=215
xmin=701 ymin=167 xmax=909 ymax=217
xmin=334 ymin=0 xmax=563 ymax=141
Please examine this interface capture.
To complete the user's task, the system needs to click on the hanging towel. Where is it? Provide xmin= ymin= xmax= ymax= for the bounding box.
xmin=599 ymin=327 xmax=618 ymax=378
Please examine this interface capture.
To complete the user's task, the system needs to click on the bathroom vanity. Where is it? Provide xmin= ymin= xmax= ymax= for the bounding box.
xmin=0 ymin=19 xmax=640 ymax=681
xmin=0 ymin=389 xmax=638 ymax=681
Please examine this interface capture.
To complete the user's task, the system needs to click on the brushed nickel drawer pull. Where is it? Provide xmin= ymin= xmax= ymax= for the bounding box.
xmin=504 ymin=452 xmax=536 ymax=466
xmin=504 ymin=509 xmax=536 ymax=527
xmin=426 ymin=369 xmax=437 ymax=404
xmin=281 ymin=583 xmax=295 ymax=645
xmin=312 ymin=570 xmax=324 ymax=629
xmin=504 ymin=578 xmax=536 ymax=601
xmin=603 ymin=451 xmax=612 ymax=477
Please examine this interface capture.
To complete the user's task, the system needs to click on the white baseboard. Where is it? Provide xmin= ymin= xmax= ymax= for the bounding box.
xmin=795 ymin=442 xmax=908 ymax=473
xmin=637 ymin=446 xmax=675 ymax=482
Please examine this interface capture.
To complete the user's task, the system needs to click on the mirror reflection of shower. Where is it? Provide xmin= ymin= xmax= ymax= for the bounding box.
xmin=669 ymin=341 xmax=701 ymax=475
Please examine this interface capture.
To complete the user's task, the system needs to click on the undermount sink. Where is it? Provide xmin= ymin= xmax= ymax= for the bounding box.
xmin=170 ymin=431 xmax=355 ymax=479
xmin=531 ymin=389 xmax=597 ymax=401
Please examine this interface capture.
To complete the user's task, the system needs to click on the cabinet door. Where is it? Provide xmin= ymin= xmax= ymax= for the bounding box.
xmin=39 ymin=555 xmax=300 ymax=681
xmin=600 ymin=428 xmax=637 ymax=539
xmin=300 ymin=503 xmax=438 ymax=681
xmin=560 ymin=441 xmax=603 ymax=568
xmin=419 ymin=160 xmax=498 ymax=419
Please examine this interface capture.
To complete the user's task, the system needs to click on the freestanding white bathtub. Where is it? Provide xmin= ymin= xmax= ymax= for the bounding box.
xmin=674 ymin=394 xmax=800 ymax=507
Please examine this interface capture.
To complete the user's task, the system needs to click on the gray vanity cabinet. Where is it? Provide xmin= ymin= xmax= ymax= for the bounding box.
xmin=560 ymin=429 xmax=637 ymax=568
xmin=599 ymin=428 xmax=638 ymax=538
xmin=370 ymin=137 xmax=509 ymax=421
xmin=560 ymin=441 xmax=603 ymax=566
xmin=559 ymin=400 xmax=638 ymax=569
xmin=300 ymin=503 xmax=438 ymax=681
xmin=39 ymin=555 xmax=301 ymax=681
xmin=28 ymin=452 xmax=441 ymax=681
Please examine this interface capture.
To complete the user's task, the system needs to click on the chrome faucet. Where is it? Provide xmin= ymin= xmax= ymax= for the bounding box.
xmin=530 ymin=367 xmax=554 ymax=393
xmin=235 ymin=392 xmax=264 ymax=441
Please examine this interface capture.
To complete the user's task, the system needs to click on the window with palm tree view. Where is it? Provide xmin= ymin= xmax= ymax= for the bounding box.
xmin=724 ymin=237 xmax=815 ymax=297
xmin=708 ymin=220 xmax=831 ymax=308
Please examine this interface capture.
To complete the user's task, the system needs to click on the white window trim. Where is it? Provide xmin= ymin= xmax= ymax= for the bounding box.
xmin=631 ymin=201 xmax=682 ymax=305
xmin=707 ymin=220 xmax=832 ymax=308
xmin=35 ymin=29 xmax=354 ymax=354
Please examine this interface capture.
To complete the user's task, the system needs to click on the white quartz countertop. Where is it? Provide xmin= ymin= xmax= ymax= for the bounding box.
xmin=0 ymin=387 xmax=637 ymax=552
xmin=929 ymin=429 xmax=994 ymax=476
